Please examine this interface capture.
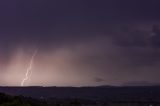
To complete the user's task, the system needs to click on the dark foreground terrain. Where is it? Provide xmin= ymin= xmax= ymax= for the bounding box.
xmin=0 ymin=86 xmax=160 ymax=106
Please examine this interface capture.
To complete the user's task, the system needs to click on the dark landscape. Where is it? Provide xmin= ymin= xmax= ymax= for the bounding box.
xmin=0 ymin=86 xmax=160 ymax=106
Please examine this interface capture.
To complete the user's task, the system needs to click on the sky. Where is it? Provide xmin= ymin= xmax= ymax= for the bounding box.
xmin=1 ymin=0 xmax=160 ymax=86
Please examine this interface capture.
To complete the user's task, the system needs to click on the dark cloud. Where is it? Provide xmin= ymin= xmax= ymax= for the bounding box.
xmin=0 ymin=0 xmax=160 ymax=86
xmin=94 ymin=77 xmax=105 ymax=83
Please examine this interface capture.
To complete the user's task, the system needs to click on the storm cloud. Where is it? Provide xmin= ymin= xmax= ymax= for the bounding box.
xmin=0 ymin=0 xmax=160 ymax=86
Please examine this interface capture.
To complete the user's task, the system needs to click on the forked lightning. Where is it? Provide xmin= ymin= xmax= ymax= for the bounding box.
xmin=21 ymin=49 xmax=37 ymax=86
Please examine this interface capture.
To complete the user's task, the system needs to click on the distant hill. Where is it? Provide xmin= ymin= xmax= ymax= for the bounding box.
xmin=0 ymin=86 xmax=160 ymax=100
xmin=122 ymin=81 xmax=160 ymax=86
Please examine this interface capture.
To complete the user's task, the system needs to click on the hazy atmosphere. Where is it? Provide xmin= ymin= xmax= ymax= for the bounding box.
xmin=1 ymin=0 xmax=160 ymax=86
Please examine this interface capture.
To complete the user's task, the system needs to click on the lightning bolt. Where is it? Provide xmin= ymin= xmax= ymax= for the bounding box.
xmin=21 ymin=49 xmax=38 ymax=86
